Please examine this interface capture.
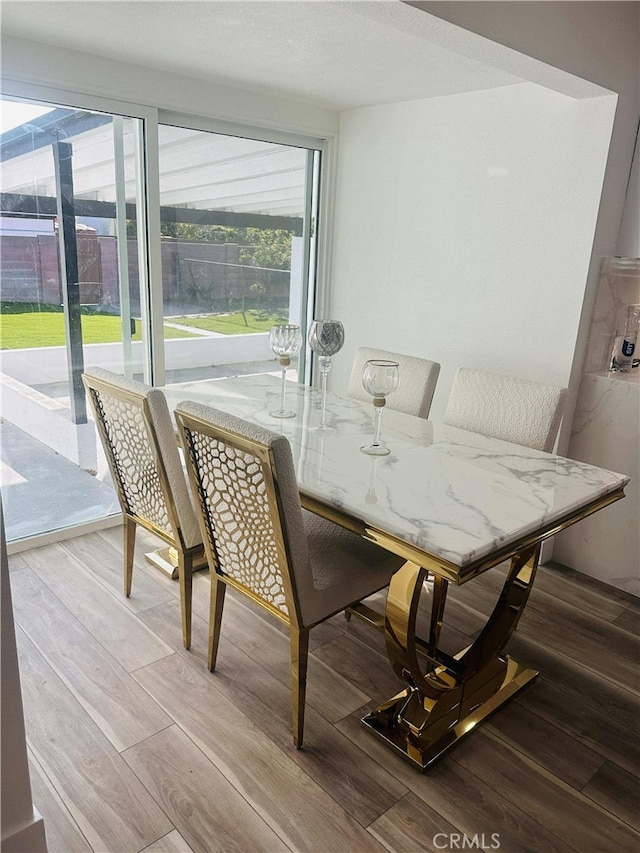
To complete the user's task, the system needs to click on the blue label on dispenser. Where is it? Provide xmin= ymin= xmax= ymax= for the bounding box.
xmin=622 ymin=339 xmax=636 ymax=357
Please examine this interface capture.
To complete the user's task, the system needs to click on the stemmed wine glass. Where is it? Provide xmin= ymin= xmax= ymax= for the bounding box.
xmin=269 ymin=324 xmax=302 ymax=418
xmin=308 ymin=319 xmax=345 ymax=431
xmin=360 ymin=359 xmax=399 ymax=455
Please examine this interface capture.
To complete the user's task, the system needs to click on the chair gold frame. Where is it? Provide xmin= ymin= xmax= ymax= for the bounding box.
xmin=176 ymin=401 xmax=403 ymax=748
xmin=83 ymin=369 xmax=206 ymax=649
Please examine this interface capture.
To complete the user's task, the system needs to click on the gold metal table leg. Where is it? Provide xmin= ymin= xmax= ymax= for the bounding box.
xmin=362 ymin=544 xmax=540 ymax=770
xmin=144 ymin=546 xmax=208 ymax=579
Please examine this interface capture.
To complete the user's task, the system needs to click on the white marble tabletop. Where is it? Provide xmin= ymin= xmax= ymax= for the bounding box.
xmin=163 ymin=374 xmax=629 ymax=572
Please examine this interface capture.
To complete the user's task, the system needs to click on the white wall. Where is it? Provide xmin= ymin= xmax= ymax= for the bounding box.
xmin=329 ymin=83 xmax=616 ymax=422
xmin=406 ymin=0 xmax=640 ymax=439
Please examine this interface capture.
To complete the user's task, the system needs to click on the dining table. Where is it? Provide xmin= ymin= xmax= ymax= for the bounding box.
xmin=161 ymin=371 xmax=629 ymax=770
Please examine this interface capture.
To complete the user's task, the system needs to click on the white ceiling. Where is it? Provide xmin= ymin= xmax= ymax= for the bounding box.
xmin=0 ymin=0 xmax=527 ymax=110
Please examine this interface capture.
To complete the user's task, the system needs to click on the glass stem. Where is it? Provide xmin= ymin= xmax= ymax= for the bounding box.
xmin=366 ymin=457 xmax=378 ymax=502
xmin=319 ymin=355 xmax=331 ymax=428
xmin=280 ymin=365 xmax=287 ymax=414
xmin=372 ymin=402 xmax=384 ymax=446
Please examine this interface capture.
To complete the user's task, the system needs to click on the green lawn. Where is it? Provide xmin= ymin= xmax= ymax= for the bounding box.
xmin=0 ymin=310 xmax=198 ymax=349
xmin=0 ymin=305 xmax=286 ymax=349
xmin=169 ymin=310 xmax=287 ymax=335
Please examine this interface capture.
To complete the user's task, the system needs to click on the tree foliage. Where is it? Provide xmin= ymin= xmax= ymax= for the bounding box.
xmin=239 ymin=228 xmax=292 ymax=271
xmin=152 ymin=222 xmax=292 ymax=271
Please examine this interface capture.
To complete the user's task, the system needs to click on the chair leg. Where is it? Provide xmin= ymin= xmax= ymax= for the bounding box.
xmin=208 ymin=575 xmax=226 ymax=672
xmin=178 ymin=551 xmax=194 ymax=650
xmin=290 ymin=627 xmax=310 ymax=749
xmin=123 ymin=517 xmax=136 ymax=598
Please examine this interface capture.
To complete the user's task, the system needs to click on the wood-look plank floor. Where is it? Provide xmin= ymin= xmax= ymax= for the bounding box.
xmin=8 ymin=526 xmax=640 ymax=853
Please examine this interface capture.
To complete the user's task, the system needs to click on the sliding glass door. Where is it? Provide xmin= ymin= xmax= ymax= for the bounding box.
xmin=0 ymin=95 xmax=148 ymax=541
xmin=157 ymin=121 xmax=321 ymax=384
xmin=0 ymin=92 xmax=324 ymax=545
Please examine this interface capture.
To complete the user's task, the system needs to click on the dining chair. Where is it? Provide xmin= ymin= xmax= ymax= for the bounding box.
xmin=443 ymin=367 xmax=567 ymax=452
xmin=82 ymin=367 xmax=205 ymax=650
xmin=175 ymin=400 xmax=406 ymax=748
xmin=347 ymin=346 xmax=440 ymax=418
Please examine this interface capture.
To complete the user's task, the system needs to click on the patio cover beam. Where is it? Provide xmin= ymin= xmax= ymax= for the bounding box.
xmin=0 ymin=193 xmax=304 ymax=235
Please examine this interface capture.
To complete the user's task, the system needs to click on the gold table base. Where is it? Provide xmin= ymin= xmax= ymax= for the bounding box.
xmin=363 ymin=543 xmax=541 ymax=771
xmin=145 ymin=546 xmax=209 ymax=579
xmin=363 ymin=657 xmax=538 ymax=770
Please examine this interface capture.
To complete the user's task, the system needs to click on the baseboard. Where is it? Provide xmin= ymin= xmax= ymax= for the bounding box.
xmin=6 ymin=514 xmax=121 ymax=555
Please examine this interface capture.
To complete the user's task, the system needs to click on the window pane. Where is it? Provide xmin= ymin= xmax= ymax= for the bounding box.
xmin=157 ymin=125 xmax=319 ymax=383
xmin=0 ymin=96 xmax=146 ymax=542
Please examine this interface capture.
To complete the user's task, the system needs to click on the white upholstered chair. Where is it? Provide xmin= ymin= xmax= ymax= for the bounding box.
xmin=443 ymin=368 xmax=567 ymax=452
xmin=82 ymin=368 xmax=204 ymax=650
xmin=347 ymin=346 xmax=440 ymax=419
xmin=175 ymin=401 xmax=405 ymax=748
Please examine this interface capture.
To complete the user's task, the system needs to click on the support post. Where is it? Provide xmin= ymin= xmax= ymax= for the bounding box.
xmin=53 ymin=139 xmax=87 ymax=424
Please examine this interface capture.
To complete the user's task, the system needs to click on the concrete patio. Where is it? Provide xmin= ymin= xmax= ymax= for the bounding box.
xmin=0 ymin=357 xmax=286 ymax=546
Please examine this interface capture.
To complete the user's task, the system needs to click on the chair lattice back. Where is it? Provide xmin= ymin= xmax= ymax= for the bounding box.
xmin=181 ymin=421 xmax=290 ymax=619
xmin=88 ymin=384 xmax=174 ymax=539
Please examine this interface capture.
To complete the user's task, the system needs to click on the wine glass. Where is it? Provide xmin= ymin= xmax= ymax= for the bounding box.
xmin=308 ymin=319 xmax=345 ymax=431
xmin=269 ymin=324 xmax=302 ymax=418
xmin=360 ymin=359 xmax=399 ymax=455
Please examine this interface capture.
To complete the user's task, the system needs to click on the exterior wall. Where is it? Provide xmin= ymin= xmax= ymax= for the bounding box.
xmin=0 ymin=232 xmax=102 ymax=304
xmin=0 ymin=235 xmax=289 ymax=312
